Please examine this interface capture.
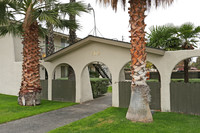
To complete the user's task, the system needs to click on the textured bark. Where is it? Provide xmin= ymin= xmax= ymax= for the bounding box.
xmin=126 ymin=0 xmax=153 ymax=122
xmin=46 ymin=0 xmax=55 ymax=56
xmin=46 ymin=22 xmax=55 ymax=56
xmin=18 ymin=20 xmax=41 ymax=106
xmin=68 ymin=0 xmax=77 ymax=45
xmin=68 ymin=65 xmax=75 ymax=80
xmin=182 ymin=43 xmax=193 ymax=83
xmin=184 ymin=59 xmax=189 ymax=83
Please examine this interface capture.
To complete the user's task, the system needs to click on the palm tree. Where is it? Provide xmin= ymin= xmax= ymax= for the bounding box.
xmin=45 ymin=0 xmax=55 ymax=56
xmin=69 ymin=0 xmax=77 ymax=45
xmin=97 ymin=0 xmax=174 ymax=122
xmin=147 ymin=23 xmax=200 ymax=83
xmin=45 ymin=0 xmax=86 ymax=56
xmin=147 ymin=24 xmax=181 ymax=50
xmin=177 ymin=23 xmax=200 ymax=83
xmin=0 ymin=0 xmax=86 ymax=106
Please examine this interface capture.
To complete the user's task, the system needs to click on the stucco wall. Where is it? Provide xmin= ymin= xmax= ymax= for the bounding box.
xmin=0 ymin=34 xmax=22 ymax=95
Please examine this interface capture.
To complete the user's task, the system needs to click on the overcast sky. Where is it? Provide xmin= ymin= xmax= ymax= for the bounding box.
xmin=62 ymin=0 xmax=200 ymax=43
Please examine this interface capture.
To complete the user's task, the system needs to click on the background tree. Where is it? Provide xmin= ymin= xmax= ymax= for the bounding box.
xmin=45 ymin=0 xmax=86 ymax=56
xmin=45 ymin=0 xmax=55 ymax=56
xmin=147 ymin=24 xmax=181 ymax=50
xmin=147 ymin=23 xmax=200 ymax=83
xmin=0 ymin=0 xmax=86 ymax=106
xmin=68 ymin=0 xmax=77 ymax=80
xmin=68 ymin=0 xmax=77 ymax=45
xmin=97 ymin=0 xmax=174 ymax=122
xmin=177 ymin=23 xmax=200 ymax=82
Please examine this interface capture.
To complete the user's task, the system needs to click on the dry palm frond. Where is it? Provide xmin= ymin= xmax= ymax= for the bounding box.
xmin=97 ymin=0 xmax=174 ymax=11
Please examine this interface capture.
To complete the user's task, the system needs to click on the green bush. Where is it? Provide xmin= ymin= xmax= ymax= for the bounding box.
xmin=90 ymin=78 xmax=109 ymax=98
xmin=89 ymin=71 xmax=99 ymax=78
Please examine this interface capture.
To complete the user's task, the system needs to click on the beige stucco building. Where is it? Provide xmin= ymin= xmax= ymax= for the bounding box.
xmin=1 ymin=34 xmax=200 ymax=112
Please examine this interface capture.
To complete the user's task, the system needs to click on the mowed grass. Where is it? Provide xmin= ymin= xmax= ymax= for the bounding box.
xmin=49 ymin=107 xmax=200 ymax=133
xmin=0 ymin=93 xmax=77 ymax=124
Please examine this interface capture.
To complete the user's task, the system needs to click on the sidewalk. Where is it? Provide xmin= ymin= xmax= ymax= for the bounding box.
xmin=0 ymin=93 xmax=112 ymax=133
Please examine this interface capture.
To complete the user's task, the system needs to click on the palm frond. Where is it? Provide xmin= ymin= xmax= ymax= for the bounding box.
xmin=38 ymin=24 xmax=47 ymax=38
xmin=57 ymin=2 xmax=87 ymax=17
xmin=0 ymin=21 xmax=22 ymax=36
xmin=147 ymin=24 xmax=181 ymax=50
xmin=97 ymin=0 xmax=174 ymax=11
xmin=54 ymin=19 xmax=79 ymax=31
xmin=33 ymin=9 xmax=60 ymax=25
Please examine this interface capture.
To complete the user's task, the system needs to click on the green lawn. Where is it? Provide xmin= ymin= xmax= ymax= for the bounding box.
xmin=49 ymin=107 xmax=200 ymax=133
xmin=107 ymin=86 xmax=112 ymax=93
xmin=0 ymin=93 xmax=77 ymax=124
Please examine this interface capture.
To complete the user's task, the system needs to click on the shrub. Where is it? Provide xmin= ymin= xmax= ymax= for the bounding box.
xmin=90 ymin=78 xmax=109 ymax=98
xmin=89 ymin=71 xmax=99 ymax=78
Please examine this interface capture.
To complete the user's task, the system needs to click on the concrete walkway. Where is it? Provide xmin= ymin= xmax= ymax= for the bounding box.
xmin=0 ymin=93 xmax=112 ymax=133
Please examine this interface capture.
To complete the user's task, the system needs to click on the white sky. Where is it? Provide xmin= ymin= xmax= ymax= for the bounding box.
xmin=61 ymin=0 xmax=200 ymax=43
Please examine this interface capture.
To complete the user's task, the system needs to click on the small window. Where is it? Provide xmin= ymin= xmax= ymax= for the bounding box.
xmin=61 ymin=38 xmax=69 ymax=48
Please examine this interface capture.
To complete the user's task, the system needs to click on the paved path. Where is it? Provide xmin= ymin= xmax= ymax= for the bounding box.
xmin=0 ymin=93 xmax=112 ymax=133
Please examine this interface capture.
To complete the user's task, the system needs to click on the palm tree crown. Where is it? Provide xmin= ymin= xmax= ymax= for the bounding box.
xmin=98 ymin=0 xmax=174 ymax=11
xmin=0 ymin=0 xmax=86 ymax=37
xmin=0 ymin=0 xmax=86 ymax=106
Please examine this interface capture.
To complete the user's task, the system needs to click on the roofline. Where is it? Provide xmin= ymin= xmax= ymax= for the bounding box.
xmin=44 ymin=35 xmax=165 ymax=62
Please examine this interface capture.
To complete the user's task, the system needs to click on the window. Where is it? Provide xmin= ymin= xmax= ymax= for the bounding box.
xmin=61 ymin=38 xmax=69 ymax=48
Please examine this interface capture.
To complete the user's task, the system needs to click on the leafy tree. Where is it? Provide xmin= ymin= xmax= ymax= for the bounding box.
xmin=97 ymin=0 xmax=174 ymax=122
xmin=0 ymin=0 xmax=86 ymax=106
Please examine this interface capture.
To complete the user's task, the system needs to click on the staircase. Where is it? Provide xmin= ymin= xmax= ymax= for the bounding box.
xmin=93 ymin=64 xmax=112 ymax=84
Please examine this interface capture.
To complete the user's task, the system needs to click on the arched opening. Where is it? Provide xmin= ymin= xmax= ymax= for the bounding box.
xmin=118 ymin=61 xmax=161 ymax=110
xmin=52 ymin=63 xmax=76 ymax=102
xmin=80 ymin=61 xmax=112 ymax=103
xmin=170 ymin=57 xmax=200 ymax=83
xmin=40 ymin=65 xmax=48 ymax=100
xmin=170 ymin=56 xmax=200 ymax=115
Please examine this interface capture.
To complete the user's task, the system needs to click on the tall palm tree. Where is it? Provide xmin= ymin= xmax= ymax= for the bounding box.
xmin=177 ymin=23 xmax=200 ymax=83
xmin=69 ymin=0 xmax=77 ymax=45
xmin=45 ymin=0 xmax=86 ymax=56
xmin=97 ymin=0 xmax=174 ymax=122
xmin=0 ymin=0 xmax=86 ymax=106
xmin=147 ymin=23 xmax=200 ymax=83
xmin=45 ymin=0 xmax=55 ymax=56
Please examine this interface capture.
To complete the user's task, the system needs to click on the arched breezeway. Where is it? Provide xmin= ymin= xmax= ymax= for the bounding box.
xmin=40 ymin=36 xmax=200 ymax=112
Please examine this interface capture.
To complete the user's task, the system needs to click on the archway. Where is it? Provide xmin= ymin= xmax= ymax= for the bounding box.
xmin=40 ymin=65 xmax=48 ymax=100
xmin=118 ymin=61 xmax=161 ymax=110
xmin=52 ymin=63 xmax=76 ymax=102
xmin=80 ymin=61 xmax=112 ymax=103
xmin=170 ymin=56 xmax=200 ymax=115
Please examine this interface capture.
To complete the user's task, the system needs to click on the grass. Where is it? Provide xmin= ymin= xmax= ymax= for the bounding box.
xmin=107 ymin=86 xmax=112 ymax=93
xmin=0 ymin=93 xmax=77 ymax=124
xmin=49 ymin=107 xmax=200 ymax=133
xmin=171 ymin=78 xmax=200 ymax=82
xmin=90 ymin=78 xmax=109 ymax=82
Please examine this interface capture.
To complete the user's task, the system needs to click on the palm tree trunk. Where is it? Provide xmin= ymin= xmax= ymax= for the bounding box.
xmin=126 ymin=0 xmax=153 ymax=122
xmin=47 ymin=22 xmax=55 ymax=56
xmin=67 ymin=0 xmax=77 ymax=79
xmin=18 ymin=21 xmax=41 ymax=106
xmin=184 ymin=59 xmax=189 ymax=83
xmin=68 ymin=0 xmax=77 ymax=45
xmin=46 ymin=0 xmax=55 ymax=56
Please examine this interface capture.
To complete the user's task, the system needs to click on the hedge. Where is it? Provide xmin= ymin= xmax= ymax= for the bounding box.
xmin=90 ymin=78 xmax=109 ymax=98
